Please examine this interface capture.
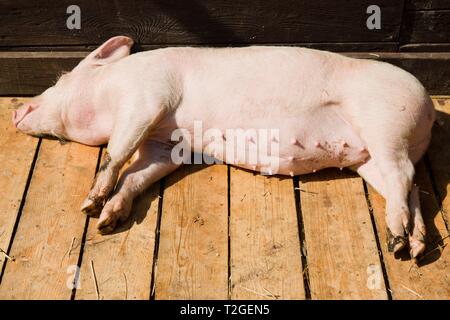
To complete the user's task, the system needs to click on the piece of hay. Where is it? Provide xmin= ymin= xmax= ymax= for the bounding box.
xmin=90 ymin=260 xmax=100 ymax=300
xmin=60 ymin=237 xmax=76 ymax=266
xmin=0 ymin=248 xmax=15 ymax=262
xmin=238 ymin=285 xmax=277 ymax=299
xmin=123 ymin=272 xmax=128 ymax=300
xmin=401 ymin=284 xmax=423 ymax=299
xmin=294 ymin=187 xmax=318 ymax=195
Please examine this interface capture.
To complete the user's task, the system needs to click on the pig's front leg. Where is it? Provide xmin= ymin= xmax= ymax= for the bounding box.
xmin=81 ymin=99 xmax=166 ymax=216
xmin=96 ymin=140 xmax=179 ymax=234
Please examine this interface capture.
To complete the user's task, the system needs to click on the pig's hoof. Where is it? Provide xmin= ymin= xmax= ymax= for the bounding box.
xmin=409 ymin=220 xmax=426 ymax=259
xmin=387 ymin=228 xmax=407 ymax=253
xmin=96 ymin=195 xmax=132 ymax=235
xmin=97 ymin=217 xmax=117 ymax=235
xmin=409 ymin=238 xmax=426 ymax=259
xmin=80 ymin=197 xmax=103 ymax=217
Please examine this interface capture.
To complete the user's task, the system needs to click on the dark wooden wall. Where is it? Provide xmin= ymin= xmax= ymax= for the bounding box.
xmin=401 ymin=0 xmax=450 ymax=51
xmin=0 ymin=0 xmax=402 ymax=50
xmin=0 ymin=0 xmax=449 ymax=94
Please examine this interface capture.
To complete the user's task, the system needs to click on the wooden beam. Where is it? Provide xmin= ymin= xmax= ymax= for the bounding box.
xmin=400 ymin=43 xmax=450 ymax=52
xmin=0 ymin=42 xmax=399 ymax=53
xmin=0 ymin=52 xmax=85 ymax=96
xmin=1 ymin=51 xmax=449 ymax=96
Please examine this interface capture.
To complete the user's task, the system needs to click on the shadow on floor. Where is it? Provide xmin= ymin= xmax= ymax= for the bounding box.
xmin=110 ymin=161 xmax=212 ymax=235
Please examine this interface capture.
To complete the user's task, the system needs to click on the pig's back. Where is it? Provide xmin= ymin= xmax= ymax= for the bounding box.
xmin=167 ymin=46 xmax=350 ymax=129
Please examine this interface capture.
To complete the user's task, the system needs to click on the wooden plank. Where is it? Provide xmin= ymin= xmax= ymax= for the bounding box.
xmin=367 ymin=161 xmax=450 ymax=299
xmin=405 ymin=0 xmax=450 ymax=10
xmin=0 ymin=0 xmax=402 ymax=46
xmin=2 ymin=51 xmax=450 ymax=96
xmin=0 ymin=52 xmax=84 ymax=96
xmin=75 ymin=153 xmax=161 ymax=300
xmin=0 ymin=139 xmax=99 ymax=299
xmin=400 ymin=43 xmax=450 ymax=52
xmin=299 ymin=169 xmax=387 ymax=299
xmin=0 ymin=98 xmax=39 ymax=273
xmin=154 ymin=164 xmax=228 ymax=299
xmin=401 ymin=10 xmax=450 ymax=43
xmin=428 ymin=97 xmax=450 ymax=229
xmin=229 ymin=168 xmax=304 ymax=299
xmin=0 ymin=42 xmax=399 ymax=52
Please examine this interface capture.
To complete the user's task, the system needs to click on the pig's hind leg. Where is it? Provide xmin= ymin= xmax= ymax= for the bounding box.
xmin=354 ymin=155 xmax=426 ymax=258
xmin=97 ymin=140 xmax=179 ymax=234
xmin=81 ymin=100 xmax=167 ymax=216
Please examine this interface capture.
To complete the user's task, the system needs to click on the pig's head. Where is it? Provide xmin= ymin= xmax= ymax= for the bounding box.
xmin=12 ymin=36 xmax=134 ymax=145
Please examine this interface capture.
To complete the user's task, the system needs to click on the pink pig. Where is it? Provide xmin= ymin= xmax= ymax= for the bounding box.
xmin=13 ymin=36 xmax=435 ymax=258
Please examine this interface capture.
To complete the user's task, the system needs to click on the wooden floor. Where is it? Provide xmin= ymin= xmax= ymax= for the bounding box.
xmin=0 ymin=97 xmax=449 ymax=300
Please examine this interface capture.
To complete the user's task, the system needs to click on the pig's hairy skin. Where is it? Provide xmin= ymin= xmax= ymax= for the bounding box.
xmin=14 ymin=36 xmax=434 ymax=258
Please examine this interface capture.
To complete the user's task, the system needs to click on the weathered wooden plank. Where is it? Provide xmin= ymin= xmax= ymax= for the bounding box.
xmin=229 ymin=168 xmax=304 ymax=299
xmin=400 ymin=43 xmax=450 ymax=52
xmin=0 ymin=42 xmax=399 ymax=52
xmin=0 ymin=52 xmax=84 ymax=96
xmin=0 ymin=0 xmax=402 ymax=46
xmin=405 ymin=0 xmax=450 ymax=10
xmin=299 ymin=169 xmax=387 ymax=299
xmin=2 ymin=51 xmax=449 ymax=96
xmin=428 ymin=97 xmax=450 ymax=227
xmin=75 ymin=153 xmax=161 ymax=300
xmin=0 ymin=98 xmax=39 ymax=274
xmin=401 ymin=10 xmax=450 ymax=43
xmin=154 ymin=164 xmax=228 ymax=299
xmin=367 ymin=161 xmax=450 ymax=299
xmin=0 ymin=139 xmax=99 ymax=299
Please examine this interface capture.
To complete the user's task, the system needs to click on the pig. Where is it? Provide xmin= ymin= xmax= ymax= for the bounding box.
xmin=13 ymin=36 xmax=435 ymax=258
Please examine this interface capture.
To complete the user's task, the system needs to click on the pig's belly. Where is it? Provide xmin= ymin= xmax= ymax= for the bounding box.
xmin=202 ymin=107 xmax=370 ymax=176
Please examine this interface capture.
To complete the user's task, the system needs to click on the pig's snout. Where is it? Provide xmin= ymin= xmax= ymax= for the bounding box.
xmin=13 ymin=104 xmax=34 ymax=128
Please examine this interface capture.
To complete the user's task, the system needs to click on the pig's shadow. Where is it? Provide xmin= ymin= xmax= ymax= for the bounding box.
xmin=112 ymin=110 xmax=449 ymax=268
xmin=413 ymin=108 xmax=450 ymax=267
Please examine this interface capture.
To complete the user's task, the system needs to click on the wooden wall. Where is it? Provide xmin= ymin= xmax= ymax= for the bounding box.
xmin=0 ymin=0 xmax=449 ymax=94
xmin=401 ymin=0 xmax=450 ymax=51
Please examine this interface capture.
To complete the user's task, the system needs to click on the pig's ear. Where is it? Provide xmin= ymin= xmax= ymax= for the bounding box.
xmin=86 ymin=36 xmax=134 ymax=66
